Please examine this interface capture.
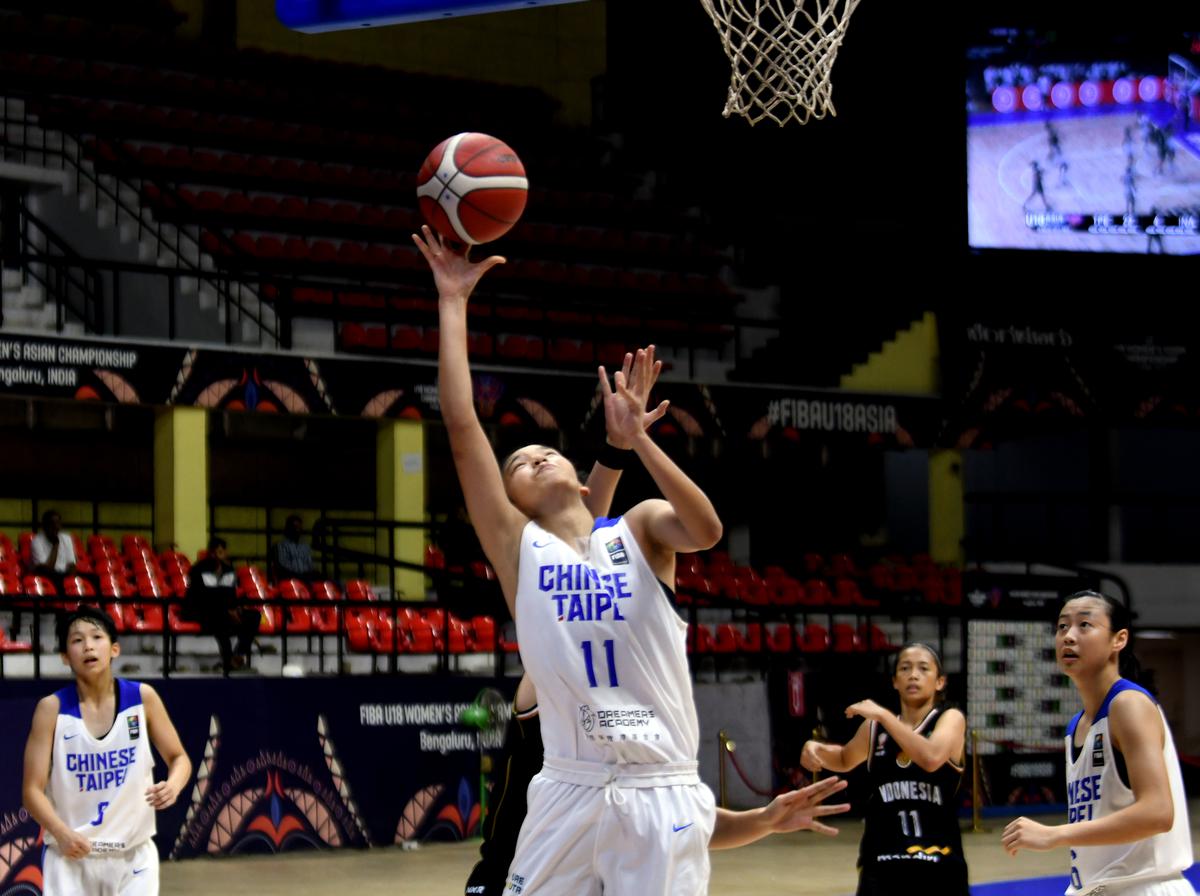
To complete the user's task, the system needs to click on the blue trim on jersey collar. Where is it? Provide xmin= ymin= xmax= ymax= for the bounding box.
xmin=55 ymin=684 xmax=82 ymax=718
xmin=1067 ymin=678 xmax=1156 ymax=737
xmin=117 ymin=679 xmax=142 ymax=713
xmin=1066 ymin=710 xmax=1084 ymax=738
xmin=592 ymin=516 xmax=621 ymax=532
xmin=1095 ymin=678 xmax=1155 ymax=725
xmin=54 ymin=678 xmax=141 ymax=718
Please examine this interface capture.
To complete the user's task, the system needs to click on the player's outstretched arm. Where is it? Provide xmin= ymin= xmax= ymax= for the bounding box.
xmin=1003 ymin=691 xmax=1174 ymax=855
xmin=583 ymin=345 xmax=667 ymax=519
xmin=22 ymin=695 xmax=90 ymax=859
xmin=609 ymin=375 xmax=721 ymax=576
xmin=709 ymin=776 xmax=850 ymax=850
xmin=142 ymin=684 xmax=192 ymax=810
xmin=415 ymin=226 xmax=525 ymax=606
xmin=801 ymin=718 xmax=872 ymax=774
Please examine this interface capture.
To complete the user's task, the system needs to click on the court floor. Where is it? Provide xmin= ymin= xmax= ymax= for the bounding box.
xmin=159 ymin=805 xmax=1200 ymax=895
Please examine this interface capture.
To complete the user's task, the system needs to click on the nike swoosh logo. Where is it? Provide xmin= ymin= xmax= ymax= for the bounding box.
xmin=63 ymin=733 xmax=79 ymax=740
xmin=132 ymin=868 xmax=147 ymax=875
xmin=672 ymin=823 xmax=693 ymax=833
xmin=532 ymin=540 xmax=552 ymax=548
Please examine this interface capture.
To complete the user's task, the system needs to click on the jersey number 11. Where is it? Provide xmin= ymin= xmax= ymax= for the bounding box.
xmin=581 ymin=639 xmax=619 ymax=687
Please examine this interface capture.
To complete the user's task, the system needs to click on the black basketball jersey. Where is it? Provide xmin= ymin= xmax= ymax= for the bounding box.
xmin=858 ymin=707 xmax=967 ymax=887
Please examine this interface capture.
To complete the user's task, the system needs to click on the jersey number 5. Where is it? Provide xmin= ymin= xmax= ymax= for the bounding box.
xmin=581 ymin=639 xmax=619 ymax=687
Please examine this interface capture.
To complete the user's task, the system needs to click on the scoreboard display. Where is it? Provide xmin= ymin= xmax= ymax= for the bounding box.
xmin=967 ymin=619 xmax=1076 ymax=756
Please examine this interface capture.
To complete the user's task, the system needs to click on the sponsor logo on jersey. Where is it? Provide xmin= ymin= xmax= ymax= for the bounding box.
xmin=896 ymin=751 xmax=912 ymax=769
xmin=605 ymin=537 xmax=629 ymax=565
xmin=1091 ymin=732 xmax=1104 ymax=768
xmin=127 ymin=714 xmax=140 ymax=740
xmin=875 ymin=732 xmax=887 ymax=757
xmin=579 ymin=704 xmax=595 ymax=733
xmin=672 ymin=822 xmax=694 ymax=832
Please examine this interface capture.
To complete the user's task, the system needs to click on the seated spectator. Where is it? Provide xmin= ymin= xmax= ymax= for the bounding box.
xmin=182 ymin=537 xmax=261 ymax=675
xmin=31 ymin=510 xmax=77 ymax=589
xmin=270 ymin=515 xmax=315 ymax=584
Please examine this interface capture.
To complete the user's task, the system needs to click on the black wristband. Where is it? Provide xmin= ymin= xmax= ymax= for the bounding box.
xmin=596 ymin=441 xmax=633 ymax=470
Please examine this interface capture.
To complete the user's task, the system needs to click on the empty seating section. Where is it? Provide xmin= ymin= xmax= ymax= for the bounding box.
xmin=677 ymin=549 xmax=963 ymax=658
xmin=0 ymin=20 xmax=740 ymax=363
xmin=0 ymin=515 xmax=958 ymax=670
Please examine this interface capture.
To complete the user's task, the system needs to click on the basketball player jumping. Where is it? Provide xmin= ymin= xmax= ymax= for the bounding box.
xmin=22 ymin=606 xmax=192 ymax=895
xmin=1003 ymin=591 xmax=1195 ymax=896
xmin=417 ymin=225 xmax=849 ymax=895
xmin=466 ymin=345 xmax=664 ymax=896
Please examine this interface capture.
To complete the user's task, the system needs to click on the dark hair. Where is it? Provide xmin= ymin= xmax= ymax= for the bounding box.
xmin=893 ymin=642 xmax=944 ymax=678
xmin=1061 ymin=589 xmax=1141 ymax=683
xmin=285 ymin=514 xmax=302 ymax=527
xmin=207 ymin=536 xmax=227 ymax=553
xmin=41 ymin=509 xmax=60 ymax=528
xmin=58 ymin=605 xmax=118 ymax=652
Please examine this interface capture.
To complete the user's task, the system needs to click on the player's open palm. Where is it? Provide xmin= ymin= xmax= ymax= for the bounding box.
xmin=600 ymin=346 xmax=668 ymax=447
xmin=412 ymin=225 xmax=504 ymax=302
xmin=760 ymin=776 xmax=850 ymax=837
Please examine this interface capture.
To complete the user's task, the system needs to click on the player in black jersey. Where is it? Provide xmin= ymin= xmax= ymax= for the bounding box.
xmin=802 ymin=643 xmax=969 ymax=896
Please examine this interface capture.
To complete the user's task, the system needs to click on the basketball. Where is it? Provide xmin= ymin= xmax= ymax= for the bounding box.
xmin=416 ymin=132 xmax=528 ymax=246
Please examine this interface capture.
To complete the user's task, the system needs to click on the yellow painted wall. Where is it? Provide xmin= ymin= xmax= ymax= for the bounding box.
xmin=154 ymin=407 xmax=208 ymax=558
xmin=840 ymin=312 xmax=939 ymax=395
xmin=232 ymin=2 xmax=605 ymax=125
xmin=929 ymin=449 xmax=964 ymax=567
xmin=0 ymin=499 xmax=152 ymax=544
xmin=836 ymin=313 xmax=964 ymax=565
xmin=376 ymin=419 xmax=427 ymax=599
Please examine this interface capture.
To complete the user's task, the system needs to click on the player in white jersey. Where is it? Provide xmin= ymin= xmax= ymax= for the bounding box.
xmin=1003 ymin=591 xmax=1194 ymax=896
xmin=416 ymin=225 xmax=850 ymax=895
xmin=22 ymin=606 xmax=192 ymax=896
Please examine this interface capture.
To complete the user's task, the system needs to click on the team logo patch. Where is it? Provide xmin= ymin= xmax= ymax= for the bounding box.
xmin=895 ymin=751 xmax=912 ymax=769
xmin=605 ymin=537 xmax=629 ymax=565
xmin=126 ymin=714 xmax=140 ymax=740
xmin=875 ymin=733 xmax=887 ymax=757
xmin=1092 ymin=732 xmax=1105 ymax=768
xmin=579 ymin=704 xmax=595 ymax=733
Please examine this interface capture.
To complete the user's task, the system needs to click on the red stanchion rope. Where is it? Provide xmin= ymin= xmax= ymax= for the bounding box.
xmin=723 ymin=744 xmax=797 ymax=797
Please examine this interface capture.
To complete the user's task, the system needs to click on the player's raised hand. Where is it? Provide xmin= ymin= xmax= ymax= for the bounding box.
xmin=599 ymin=346 xmax=669 ymax=448
xmin=845 ymin=699 xmax=887 ymax=722
xmin=412 ymin=225 xmax=504 ymax=302
xmin=759 ymin=776 xmax=850 ymax=837
xmin=145 ymin=779 xmax=181 ymax=810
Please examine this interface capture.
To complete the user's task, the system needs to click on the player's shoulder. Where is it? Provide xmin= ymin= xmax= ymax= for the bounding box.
xmin=932 ymin=706 xmax=966 ymax=727
xmin=1108 ymin=684 xmax=1158 ymax=719
xmin=35 ymin=692 xmax=63 ymax=713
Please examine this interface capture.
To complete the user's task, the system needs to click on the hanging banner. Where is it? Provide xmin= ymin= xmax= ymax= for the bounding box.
xmin=0 ymin=675 xmax=513 ymax=891
xmin=0 ymin=333 xmax=943 ymax=447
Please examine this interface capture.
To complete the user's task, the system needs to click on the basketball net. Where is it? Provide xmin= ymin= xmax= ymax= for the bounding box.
xmin=699 ymin=0 xmax=862 ymax=126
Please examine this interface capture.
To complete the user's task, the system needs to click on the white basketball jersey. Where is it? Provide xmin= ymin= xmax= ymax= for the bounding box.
xmin=45 ymin=679 xmax=156 ymax=854
xmin=1064 ymin=679 xmax=1193 ymax=894
xmin=514 ymin=516 xmax=698 ymax=765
